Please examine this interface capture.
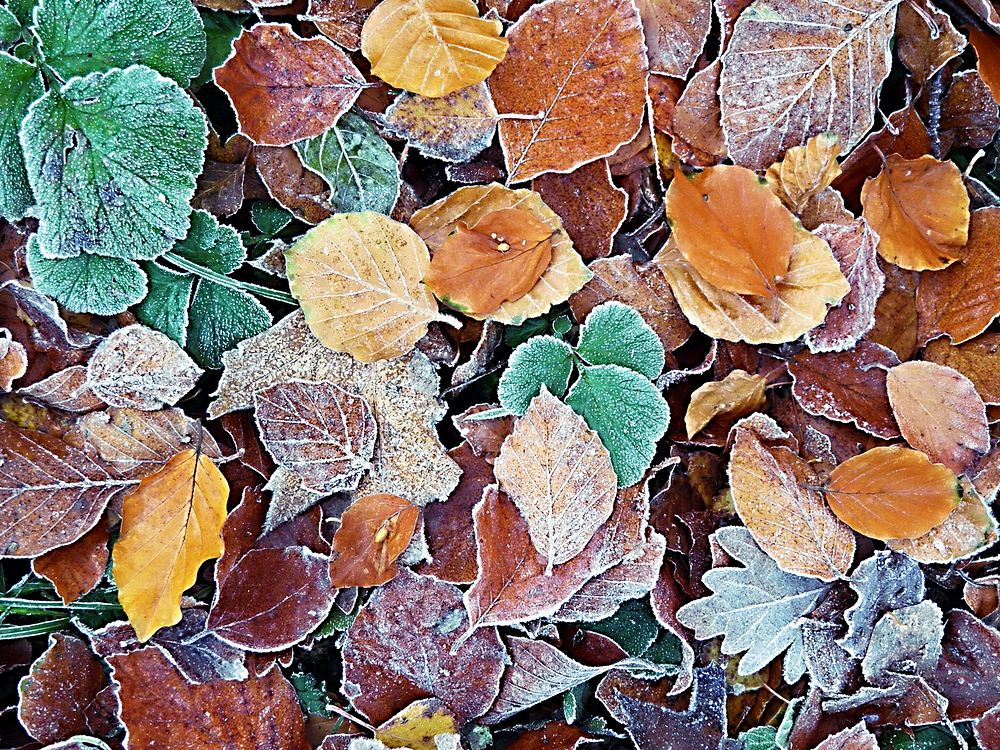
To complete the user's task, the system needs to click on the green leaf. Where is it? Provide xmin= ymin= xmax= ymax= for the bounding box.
xmin=26 ymin=235 xmax=147 ymax=315
xmin=504 ymin=315 xmax=549 ymax=347
xmin=186 ymin=280 xmax=271 ymax=368
xmin=172 ymin=209 xmax=245 ymax=274
xmin=588 ymin=599 xmax=660 ymax=656
xmin=22 ymin=64 xmax=207 ymax=261
xmin=6 ymin=0 xmax=34 ymax=25
xmin=193 ymin=8 xmax=244 ymax=88
xmin=739 ymin=726 xmax=778 ymax=750
xmin=0 ymin=52 xmax=41 ymax=220
xmin=882 ymin=725 xmax=969 ymax=750
xmin=251 ymin=200 xmax=292 ymax=237
xmin=576 ymin=301 xmax=665 ymax=379
xmin=293 ymin=110 xmax=399 ymax=214
xmin=134 ymin=262 xmax=193 ymax=345
xmin=497 ymin=335 xmax=574 ymax=416
xmin=32 ymin=0 xmax=206 ymax=85
xmin=289 ymin=671 xmax=333 ymax=718
xmin=0 ymin=6 xmax=21 ymax=44
xmin=566 ymin=364 xmax=669 ymax=487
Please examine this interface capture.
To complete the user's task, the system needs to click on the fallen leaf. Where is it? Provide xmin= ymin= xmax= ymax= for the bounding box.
xmin=308 ymin=0 xmax=377 ymax=50
xmin=970 ymin=25 xmax=1000 ymax=103
xmin=861 ymin=154 xmax=970 ymax=271
xmin=360 ymin=0 xmax=508 ymax=98
xmin=113 ymin=449 xmax=229 ymax=641
xmin=931 ymin=610 xmax=1000 ymax=722
xmin=0 ymin=329 xmax=26 ymax=390
xmin=824 ymin=446 xmax=960 ymax=541
xmin=672 ymin=60 xmax=727 ymax=166
xmin=215 ymin=23 xmax=365 ymax=146
xmin=813 ymin=722 xmax=879 ymax=750
xmin=841 ymin=550 xmax=925 ymax=659
xmin=887 ymin=480 xmax=998 ymax=563
xmin=635 ymin=0 xmax=711 ymax=78
xmin=329 ymin=493 xmax=420 ymax=587
xmin=886 ymin=360 xmax=990 ymax=473
xmin=31 ymin=521 xmax=109 ymax=604
xmin=896 ymin=0 xmax=966 ymax=83
xmin=939 ymin=70 xmax=1000 ymax=153
xmin=375 ymin=698 xmax=459 ymax=750
xmin=487 ymin=0 xmax=648 ymax=182
xmin=506 ymin=722 xmax=597 ymax=750
xmin=18 ymin=365 xmax=104 ymax=413
xmin=194 ymin=132 xmax=255 ymax=218
xmin=254 ymin=145 xmax=335 ymax=225
xmin=923 ymin=334 xmax=1000 ymax=404
xmin=685 ymin=370 xmax=766 ymax=439
xmin=765 ymin=133 xmax=843 ymax=214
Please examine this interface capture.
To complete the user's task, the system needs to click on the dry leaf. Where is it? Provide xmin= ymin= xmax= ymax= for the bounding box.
xmin=938 ymin=69 xmax=1000 ymax=154
xmin=31 ymin=521 xmax=109 ymax=604
xmin=672 ymin=60 xmax=727 ymax=166
xmin=685 ymin=370 xmax=766 ymax=439
xmin=896 ymin=0 xmax=966 ymax=82
xmin=824 ymin=446 xmax=960 ymax=541
xmin=635 ymin=0 xmax=711 ymax=78
xmin=375 ymin=698 xmax=459 ymax=750
xmin=329 ymin=494 xmax=420 ymax=587
xmin=285 ymin=212 xmax=447 ymax=363
xmin=113 ymin=449 xmax=229 ymax=641
xmin=888 ymin=481 xmax=998 ymax=563
xmin=488 ymin=0 xmax=648 ymax=182
xmin=813 ymin=723 xmax=879 ymax=750
xmin=861 ymin=154 xmax=971 ymax=271
xmin=308 ymin=0 xmax=377 ymax=50
xmin=360 ymin=0 xmax=508 ymax=98
xmin=18 ymin=366 xmax=104 ymax=413
xmin=0 ymin=329 xmax=26 ymax=391
xmin=255 ymin=145 xmax=335 ymax=225
xmin=923 ymin=334 xmax=1000 ymax=405
xmin=194 ymin=132 xmax=255 ymax=218
xmin=970 ymin=25 xmax=1000 ymax=103
xmin=886 ymin=361 xmax=990 ymax=473
xmin=764 ymin=133 xmax=842 ymax=214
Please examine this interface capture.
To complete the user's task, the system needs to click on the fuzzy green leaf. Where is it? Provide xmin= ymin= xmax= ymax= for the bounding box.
xmin=193 ymin=9 xmax=243 ymax=88
xmin=7 ymin=0 xmax=34 ymax=24
xmin=497 ymin=335 xmax=574 ymax=416
xmin=293 ymin=110 xmax=399 ymax=214
xmin=22 ymin=65 xmax=207 ymax=261
xmin=186 ymin=280 xmax=272 ymax=368
xmin=740 ymin=727 xmax=778 ymax=750
xmin=0 ymin=6 xmax=21 ymax=43
xmin=32 ymin=0 xmax=206 ymax=85
xmin=171 ymin=209 xmax=245 ymax=274
xmin=250 ymin=200 xmax=292 ymax=237
xmin=576 ymin=301 xmax=665 ymax=379
xmin=0 ymin=52 xmax=41 ymax=220
xmin=134 ymin=262 xmax=193 ymax=345
xmin=566 ymin=364 xmax=669 ymax=487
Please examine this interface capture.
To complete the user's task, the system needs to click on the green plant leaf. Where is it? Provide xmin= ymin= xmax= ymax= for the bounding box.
xmin=134 ymin=262 xmax=193 ymax=345
xmin=566 ymin=364 xmax=669 ymax=487
xmin=7 ymin=0 xmax=35 ymax=25
xmin=497 ymin=335 xmax=574 ymax=416
xmin=32 ymin=0 xmax=207 ymax=85
xmin=576 ymin=301 xmax=665 ymax=379
xmin=740 ymin=726 xmax=778 ymax=750
xmin=0 ymin=6 xmax=21 ymax=44
xmin=26 ymin=235 xmax=147 ymax=315
xmin=193 ymin=8 xmax=244 ymax=88
xmin=0 ymin=52 xmax=41 ymax=220
xmin=293 ymin=110 xmax=399 ymax=214
xmin=588 ymin=599 xmax=661 ymax=656
xmin=251 ymin=200 xmax=292 ymax=237
xmin=21 ymin=64 xmax=207 ymax=261
xmin=186 ymin=280 xmax=272 ymax=369
xmin=171 ymin=209 xmax=245 ymax=274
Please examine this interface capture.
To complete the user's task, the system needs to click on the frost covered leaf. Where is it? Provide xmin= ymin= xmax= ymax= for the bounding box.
xmin=494 ymin=388 xmax=617 ymax=573
xmin=294 ymin=111 xmax=400 ymax=214
xmin=635 ymin=0 xmax=711 ymax=78
xmin=423 ymin=208 xmax=555 ymax=316
xmin=685 ymin=370 xmax=766 ymax=440
xmin=113 ymin=449 xmax=229 ymax=641
xmin=255 ymin=145 xmax=335 ymax=225
xmin=285 ymin=212 xmax=444 ymax=363
xmin=410 ymin=184 xmax=590 ymax=324
xmin=488 ymin=0 xmax=648 ymax=182
xmin=32 ymin=0 xmax=207 ymax=86
xmin=675 ymin=526 xmax=829 ymax=678
xmin=665 ymin=165 xmax=796 ymax=298
xmin=813 ymin=723 xmax=879 ymax=750
xmin=765 ymin=133 xmax=842 ymax=214
xmin=497 ymin=335 xmax=574 ymax=416
xmin=576 ymin=302 xmax=665 ymax=380
xmin=375 ymin=698 xmax=459 ymax=750
xmin=32 ymin=519 xmax=109 ymax=604
xmin=718 ymin=0 xmax=899 ymax=170
xmin=215 ymin=23 xmax=364 ymax=146
xmin=931 ymin=610 xmax=1000 ymax=721
xmin=254 ymin=380 xmax=376 ymax=495
xmin=342 ymin=569 xmax=505 ymax=725
xmin=886 ymin=361 xmax=989 ymax=473
xmin=328 ymin=493 xmax=420 ymax=587
xmin=824 ymin=446 xmax=961 ymax=541
xmin=0 ymin=329 xmax=26 ymax=391
xmin=566 ymin=364 xmax=668 ymax=487
xmin=729 ymin=414 xmax=855 ymax=581
xmin=861 ymin=600 xmax=943 ymax=687
xmin=924 ymin=334 xmax=1000 ymax=405
xmin=861 ymin=155 xmax=970 ymax=271
xmin=308 ymin=0 xmax=376 ymax=50
xmin=655 ymin=231 xmax=849 ymax=345
xmin=185 ymin=277 xmax=273 ymax=369
xmin=22 ymin=65 xmax=207 ymax=261
xmin=360 ymin=0 xmax=508 ymax=98
xmin=382 ymin=84 xmax=498 ymax=164
xmin=0 ymin=53 xmax=42 ymax=221
xmin=86 ymin=325 xmax=203 ymax=410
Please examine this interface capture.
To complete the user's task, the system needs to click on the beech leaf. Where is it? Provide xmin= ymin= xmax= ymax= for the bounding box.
xmin=329 ymin=493 xmax=420 ymax=587
xmin=685 ymin=370 xmax=767 ymax=440
xmin=383 ymin=84 xmax=498 ymax=164
xmin=764 ymin=133 xmax=843 ymax=214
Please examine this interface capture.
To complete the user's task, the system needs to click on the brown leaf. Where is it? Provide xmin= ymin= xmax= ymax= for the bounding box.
xmin=452 ymin=404 xmax=514 ymax=461
xmin=813 ymin=722 xmax=879 ymax=750
xmin=861 ymin=154 xmax=971 ymax=271
xmin=871 ymin=263 xmax=921 ymax=360
xmin=685 ymin=370 xmax=766 ymax=439
xmin=896 ymin=0 xmax=966 ymax=83
xmin=938 ymin=70 xmax=1000 ymax=153
xmin=488 ymin=0 xmax=648 ymax=182
xmin=18 ymin=365 xmax=104 ymax=413
xmin=886 ymin=360 xmax=990 ymax=473
xmin=254 ymin=145 xmax=335 ymax=225
xmin=329 ymin=494 xmax=419 ymax=587
xmin=194 ymin=132 xmax=254 ymax=218
xmin=215 ymin=23 xmax=365 ymax=146
xmin=765 ymin=133 xmax=843 ymax=214
xmin=31 ymin=520 xmax=109 ymax=605
xmin=970 ymin=25 xmax=1000 ymax=104
xmin=0 ymin=329 xmax=26 ymax=391
xmin=824 ymin=446 xmax=961 ymax=540
xmin=672 ymin=60 xmax=726 ymax=166
xmin=307 ymin=0 xmax=377 ymax=50
xmin=923 ymin=334 xmax=1000 ymax=405
xmin=931 ymin=610 xmax=1000 ymax=721
xmin=506 ymin=722 xmax=597 ymax=750
xmin=635 ymin=0 xmax=711 ymax=77
xmin=342 ymin=568 xmax=505 ymax=725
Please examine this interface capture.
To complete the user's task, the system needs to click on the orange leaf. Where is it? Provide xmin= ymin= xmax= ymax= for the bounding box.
xmin=665 ymin=165 xmax=796 ymax=298
xmin=423 ymin=208 xmax=554 ymax=315
xmin=824 ymin=446 xmax=960 ymax=541
xmin=112 ymin=449 xmax=229 ymax=641
xmin=329 ymin=494 xmax=420 ymax=587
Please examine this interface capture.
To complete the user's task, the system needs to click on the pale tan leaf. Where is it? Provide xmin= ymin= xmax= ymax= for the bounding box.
xmin=888 ymin=480 xmax=998 ymax=563
xmin=765 ymin=132 xmax=843 ymax=214
xmin=18 ymin=365 xmax=104 ymax=413
xmin=685 ymin=369 xmax=766 ymax=439
xmin=383 ymin=84 xmax=498 ymax=164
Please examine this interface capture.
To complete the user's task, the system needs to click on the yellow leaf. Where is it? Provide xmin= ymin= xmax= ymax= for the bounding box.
xmin=376 ymin=698 xmax=459 ymax=750
xmin=113 ymin=450 xmax=229 ymax=642
xmin=685 ymin=369 xmax=766 ymax=439
xmin=360 ymin=0 xmax=508 ymax=98
xmin=765 ymin=132 xmax=843 ymax=214
xmin=285 ymin=212 xmax=452 ymax=363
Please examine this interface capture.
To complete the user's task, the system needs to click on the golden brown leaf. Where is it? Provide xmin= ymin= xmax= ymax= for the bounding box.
xmin=685 ymin=370 xmax=767 ymax=439
xmin=861 ymin=154 xmax=970 ymax=271
xmin=923 ymin=334 xmax=1000 ymax=405
xmin=360 ymin=0 xmax=508 ymax=98
xmin=970 ymin=26 xmax=1000 ymax=104
xmin=666 ymin=165 xmax=796 ymax=298
xmin=376 ymin=698 xmax=458 ymax=750
xmin=112 ymin=449 xmax=229 ymax=641
xmin=888 ymin=480 xmax=998 ymax=563
xmin=329 ymin=494 xmax=420 ymax=588
xmin=764 ymin=133 xmax=843 ymax=214
xmin=824 ymin=446 xmax=960 ymax=541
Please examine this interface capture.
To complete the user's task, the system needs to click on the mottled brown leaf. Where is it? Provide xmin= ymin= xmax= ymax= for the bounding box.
xmin=939 ymin=70 xmax=1000 ymax=153
xmin=255 ymin=145 xmax=335 ymax=225
xmin=672 ymin=61 xmax=726 ymax=166
xmin=329 ymin=493 xmax=419 ymax=587
xmin=307 ymin=0 xmax=377 ymax=50
xmin=18 ymin=366 xmax=104 ymax=413
xmin=635 ymin=0 xmax=711 ymax=77
xmin=923 ymin=334 xmax=1000 ymax=405
xmin=896 ymin=0 xmax=966 ymax=82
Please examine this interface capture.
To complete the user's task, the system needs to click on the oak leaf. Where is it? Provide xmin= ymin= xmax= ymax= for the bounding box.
xmin=112 ymin=449 xmax=230 ymax=641
xmin=685 ymin=369 xmax=766 ymax=439
xmin=824 ymin=446 xmax=960 ymax=541
xmin=764 ymin=133 xmax=843 ymax=214
xmin=329 ymin=494 xmax=420 ymax=587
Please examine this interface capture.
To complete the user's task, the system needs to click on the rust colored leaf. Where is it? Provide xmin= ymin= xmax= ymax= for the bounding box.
xmin=672 ymin=61 xmax=727 ymax=166
xmin=0 ymin=330 xmax=26 ymax=391
xmin=488 ymin=0 xmax=648 ymax=182
xmin=666 ymin=165 xmax=796 ymax=299
xmin=861 ymin=154 xmax=971 ymax=271
xmin=813 ymin=722 xmax=879 ymax=750
xmin=939 ymin=70 xmax=1000 ymax=153
xmin=329 ymin=494 xmax=420 ymax=587
xmin=764 ymin=133 xmax=842 ymax=214
xmin=931 ymin=610 xmax=1000 ymax=721
xmin=923 ymin=334 xmax=1000 ymax=405
xmin=308 ymin=0 xmax=377 ymax=50
xmin=896 ymin=0 xmax=966 ymax=82
xmin=888 ymin=481 xmax=997 ymax=563
xmin=255 ymin=145 xmax=335 ymax=225
xmin=886 ymin=360 xmax=990 ymax=473
xmin=215 ymin=23 xmax=365 ymax=146
xmin=113 ymin=449 xmax=230 ymax=641
xmin=635 ymin=0 xmax=711 ymax=77
xmin=31 ymin=520 xmax=109 ymax=604
xmin=871 ymin=263 xmax=920 ymax=360
xmin=685 ymin=370 xmax=767 ymax=439
xmin=824 ymin=446 xmax=960 ymax=540
xmin=970 ymin=25 xmax=1000 ymax=103
xmin=18 ymin=366 xmax=104 ymax=413
xmin=506 ymin=722 xmax=596 ymax=750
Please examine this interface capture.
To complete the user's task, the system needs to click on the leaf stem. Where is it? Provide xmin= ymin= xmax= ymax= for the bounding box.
xmin=0 ymin=617 xmax=72 ymax=639
xmin=161 ymin=252 xmax=298 ymax=306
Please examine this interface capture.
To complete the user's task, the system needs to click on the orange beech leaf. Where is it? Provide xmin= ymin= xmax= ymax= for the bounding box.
xmin=764 ymin=133 xmax=842 ymax=214
xmin=665 ymin=165 xmax=796 ymax=298
xmin=112 ymin=449 xmax=230 ymax=642
xmin=860 ymin=154 xmax=970 ymax=271
xmin=969 ymin=26 xmax=1000 ymax=104
xmin=329 ymin=494 xmax=420 ymax=588
xmin=423 ymin=208 xmax=555 ymax=316
xmin=923 ymin=334 xmax=1000 ymax=405
xmin=31 ymin=520 xmax=109 ymax=605
xmin=824 ymin=446 xmax=960 ymax=541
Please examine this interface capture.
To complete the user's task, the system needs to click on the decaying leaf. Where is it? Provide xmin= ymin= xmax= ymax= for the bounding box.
xmin=685 ymin=370 xmax=766 ymax=439
xmin=18 ymin=366 xmax=104 ymax=413
xmin=329 ymin=494 xmax=420 ymax=587
xmin=841 ymin=550 xmax=925 ymax=659
xmin=375 ymin=698 xmax=459 ymax=750
xmin=765 ymin=133 xmax=843 ymax=214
